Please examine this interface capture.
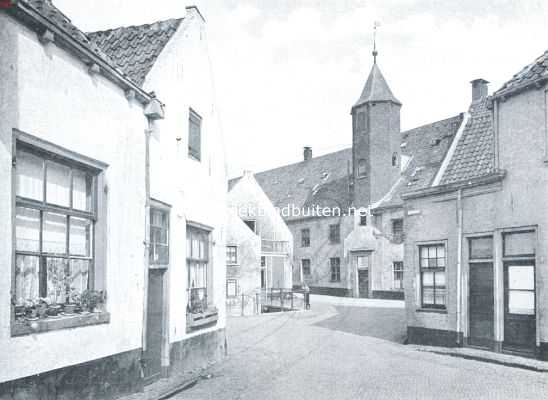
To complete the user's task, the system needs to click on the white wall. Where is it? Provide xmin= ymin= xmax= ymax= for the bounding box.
xmin=143 ymin=9 xmax=227 ymax=343
xmin=0 ymin=14 xmax=148 ymax=382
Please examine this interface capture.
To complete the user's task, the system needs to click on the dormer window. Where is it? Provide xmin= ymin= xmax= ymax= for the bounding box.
xmin=188 ymin=108 xmax=202 ymax=161
xmin=357 ymin=159 xmax=367 ymax=178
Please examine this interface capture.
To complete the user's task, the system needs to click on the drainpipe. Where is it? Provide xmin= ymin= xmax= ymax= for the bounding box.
xmin=141 ymin=95 xmax=165 ymax=359
xmin=456 ymin=188 xmax=463 ymax=345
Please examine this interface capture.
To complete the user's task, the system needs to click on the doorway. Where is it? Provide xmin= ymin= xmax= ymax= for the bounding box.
xmin=355 ymin=253 xmax=370 ymax=298
xmin=468 ymin=262 xmax=494 ymax=348
xmin=143 ymin=269 xmax=166 ymax=383
xmin=503 ymin=262 xmax=536 ymax=354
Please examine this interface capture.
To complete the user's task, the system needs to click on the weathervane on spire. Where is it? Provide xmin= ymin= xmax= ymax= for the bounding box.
xmin=372 ymin=21 xmax=381 ymax=63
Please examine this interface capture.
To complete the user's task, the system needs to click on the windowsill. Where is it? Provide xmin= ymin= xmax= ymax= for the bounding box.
xmin=12 ymin=311 xmax=110 ymax=337
xmin=416 ymin=308 xmax=447 ymax=314
xmin=187 ymin=307 xmax=218 ymax=331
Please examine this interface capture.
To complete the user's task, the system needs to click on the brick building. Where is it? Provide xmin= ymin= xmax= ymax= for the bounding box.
xmin=404 ymin=51 xmax=548 ymax=360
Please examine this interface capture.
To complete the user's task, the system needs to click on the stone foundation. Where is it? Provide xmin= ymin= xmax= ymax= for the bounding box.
xmin=372 ymin=290 xmax=404 ymax=300
xmin=309 ymin=286 xmax=351 ymax=297
xmin=0 ymin=349 xmax=142 ymax=400
xmin=169 ymin=328 xmax=226 ymax=377
xmin=407 ymin=326 xmax=463 ymax=348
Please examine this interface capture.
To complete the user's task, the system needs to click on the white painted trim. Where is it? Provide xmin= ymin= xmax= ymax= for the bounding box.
xmin=431 ymin=112 xmax=470 ymax=186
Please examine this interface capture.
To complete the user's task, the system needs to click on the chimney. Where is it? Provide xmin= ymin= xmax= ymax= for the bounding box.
xmin=471 ymin=79 xmax=489 ymax=101
xmin=303 ymin=147 xmax=312 ymax=161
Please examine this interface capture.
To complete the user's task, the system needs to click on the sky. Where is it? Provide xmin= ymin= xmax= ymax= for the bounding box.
xmin=55 ymin=0 xmax=548 ymax=178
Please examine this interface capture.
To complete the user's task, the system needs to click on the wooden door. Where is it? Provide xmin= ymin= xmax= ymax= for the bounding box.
xmin=358 ymin=270 xmax=369 ymax=298
xmin=469 ymin=263 xmax=494 ymax=348
xmin=143 ymin=269 xmax=165 ymax=383
xmin=504 ymin=262 xmax=536 ymax=353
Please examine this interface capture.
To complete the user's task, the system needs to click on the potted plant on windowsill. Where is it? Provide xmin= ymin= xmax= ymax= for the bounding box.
xmin=81 ymin=290 xmax=107 ymax=313
xmin=63 ymin=288 xmax=80 ymax=315
xmin=24 ymin=299 xmax=38 ymax=320
xmin=37 ymin=298 xmax=49 ymax=319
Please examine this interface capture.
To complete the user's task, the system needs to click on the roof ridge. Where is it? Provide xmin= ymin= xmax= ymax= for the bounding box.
xmin=402 ymin=114 xmax=463 ymax=136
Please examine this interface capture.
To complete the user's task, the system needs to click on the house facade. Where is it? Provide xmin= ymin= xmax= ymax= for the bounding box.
xmin=0 ymin=1 xmax=227 ymax=398
xmin=404 ymin=58 xmax=548 ymax=360
xmin=226 ymin=171 xmax=293 ymax=314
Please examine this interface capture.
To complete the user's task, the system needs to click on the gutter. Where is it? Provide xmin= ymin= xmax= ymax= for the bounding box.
xmin=493 ymin=76 xmax=548 ymax=101
xmin=456 ymin=189 xmax=463 ymax=345
xmin=401 ymin=171 xmax=506 ymax=200
xmin=10 ymin=1 xmax=154 ymax=105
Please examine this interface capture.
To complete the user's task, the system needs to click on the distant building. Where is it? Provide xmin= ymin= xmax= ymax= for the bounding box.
xmin=0 ymin=1 xmax=227 ymax=398
xmin=226 ymin=171 xmax=293 ymax=314
xmin=404 ymin=52 xmax=548 ymax=361
xmin=230 ymin=53 xmax=460 ymax=299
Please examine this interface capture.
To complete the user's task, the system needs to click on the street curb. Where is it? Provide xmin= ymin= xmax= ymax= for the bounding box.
xmin=153 ymin=378 xmax=199 ymax=400
xmin=417 ymin=349 xmax=548 ymax=373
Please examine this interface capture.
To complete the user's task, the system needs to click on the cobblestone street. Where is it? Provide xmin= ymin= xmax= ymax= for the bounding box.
xmin=173 ymin=296 xmax=548 ymax=400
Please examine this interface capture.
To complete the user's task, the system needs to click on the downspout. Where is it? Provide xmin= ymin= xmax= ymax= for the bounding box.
xmin=456 ymin=188 xmax=463 ymax=345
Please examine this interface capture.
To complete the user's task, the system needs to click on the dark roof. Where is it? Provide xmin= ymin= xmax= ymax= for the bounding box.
xmin=374 ymin=114 xmax=464 ymax=209
xmin=18 ymin=1 xmax=115 ymax=66
xmin=353 ymin=62 xmax=401 ymax=109
xmin=229 ymin=149 xmax=353 ymax=220
xmin=495 ymin=49 xmax=548 ymax=97
xmin=439 ymin=97 xmax=494 ymax=185
xmin=88 ymin=18 xmax=183 ymax=86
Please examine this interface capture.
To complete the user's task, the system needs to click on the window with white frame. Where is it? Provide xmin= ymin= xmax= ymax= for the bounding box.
xmin=419 ymin=244 xmax=446 ymax=309
xmin=226 ymin=246 xmax=237 ymax=264
xmin=330 ymin=257 xmax=341 ymax=282
xmin=14 ymin=144 xmax=99 ymax=306
xmin=150 ymin=207 xmax=169 ymax=265
xmin=393 ymin=261 xmax=403 ymax=290
xmin=226 ymin=279 xmax=238 ymax=298
xmin=186 ymin=225 xmax=211 ymax=314
xmin=188 ymin=108 xmax=202 ymax=161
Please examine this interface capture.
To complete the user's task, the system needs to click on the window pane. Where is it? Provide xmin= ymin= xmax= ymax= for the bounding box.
xmin=435 ymin=288 xmax=446 ymax=305
xmin=46 ymin=161 xmax=70 ymax=207
xmin=428 ymin=246 xmax=437 ymax=259
xmin=420 ymin=246 xmax=429 ymax=259
xmin=504 ymin=231 xmax=535 ymax=256
xmin=15 ymin=255 xmax=39 ymax=303
xmin=422 ymin=271 xmax=434 ymax=286
xmin=423 ymin=288 xmax=434 ymax=305
xmin=434 ymin=271 xmax=446 ymax=287
xmin=437 ymin=245 xmax=445 ymax=258
xmin=227 ymin=280 xmax=237 ymax=297
xmin=437 ymin=257 xmax=445 ymax=267
xmin=508 ymin=265 xmax=535 ymax=290
xmin=43 ymin=212 xmax=67 ymax=254
xmin=470 ymin=237 xmax=493 ymax=259
xmin=73 ymin=170 xmax=92 ymax=211
xmin=15 ymin=207 xmax=40 ymax=252
xmin=508 ymin=291 xmax=535 ymax=315
xmin=16 ymin=150 xmax=44 ymax=201
xmin=46 ymin=257 xmax=68 ymax=304
xmin=69 ymin=217 xmax=92 ymax=256
xmin=68 ymin=259 xmax=90 ymax=296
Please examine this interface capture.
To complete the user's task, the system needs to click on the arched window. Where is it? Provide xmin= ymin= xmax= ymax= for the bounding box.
xmin=357 ymin=159 xmax=367 ymax=177
xmin=392 ymin=152 xmax=398 ymax=167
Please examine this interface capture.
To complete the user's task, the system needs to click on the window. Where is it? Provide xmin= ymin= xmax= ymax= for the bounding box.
xmin=188 ymin=108 xmax=202 ymax=161
xmin=329 ymin=224 xmax=340 ymax=244
xmin=302 ymin=259 xmax=311 ymax=276
xmin=469 ymin=236 xmax=493 ymax=259
xmin=14 ymin=146 xmax=98 ymax=306
xmin=357 ymin=159 xmax=367 ymax=178
xmin=301 ymin=228 xmax=310 ymax=247
xmin=392 ymin=219 xmax=403 ymax=236
xmin=226 ymin=246 xmax=237 ymax=264
xmin=419 ymin=244 xmax=446 ymax=309
xmin=503 ymin=231 xmax=535 ymax=257
xmin=359 ymin=214 xmax=367 ymax=226
xmin=150 ymin=207 xmax=169 ymax=265
xmin=330 ymin=258 xmax=341 ymax=282
xmin=356 ymin=112 xmax=367 ymax=132
xmin=393 ymin=261 xmax=404 ymax=290
xmin=506 ymin=265 xmax=535 ymax=315
xmin=226 ymin=279 xmax=238 ymax=298
xmin=392 ymin=152 xmax=398 ymax=167
xmin=186 ymin=225 xmax=210 ymax=314
xmin=243 ymin=219 xmax=256 ymax=233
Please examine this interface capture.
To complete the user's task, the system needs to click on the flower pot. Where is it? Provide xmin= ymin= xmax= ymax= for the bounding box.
xmin=63 ymin=303 xmax=77 ymax=315
xmin=37 ymin=306 xmax=48 ymax=319
xmin=47 ymin=304 xmax=61 ymax=317
xmin=26 ymin=308 xmax=38 ymax=319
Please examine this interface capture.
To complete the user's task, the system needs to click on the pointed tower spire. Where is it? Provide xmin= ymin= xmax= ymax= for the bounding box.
xmin=372 ymin=21 xmax=380 ymax=64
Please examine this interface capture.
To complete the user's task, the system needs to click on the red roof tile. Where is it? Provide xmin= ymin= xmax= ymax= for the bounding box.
xmin=495 ymin=49 xmax=548 ymax=97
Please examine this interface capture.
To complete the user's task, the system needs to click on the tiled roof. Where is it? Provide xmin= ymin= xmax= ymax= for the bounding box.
xmin=374 ymin=114 xmax=464 ymax=209
xmin=88 ymin=18 xmax=183 ymax=86
xmin=439 ymin=97 xmax=494 ymax=185
xmin=18 ymin=1 xmax=115 ymax=65
xmin=495 ymin=49 xmax=548 ymax=97
xmin=353 ymin=62 xmax=401 ymax=108
xmin=229 ymin=149 xmax=353 ymax=220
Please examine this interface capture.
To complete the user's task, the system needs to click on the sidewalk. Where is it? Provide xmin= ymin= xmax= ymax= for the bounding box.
xmin=410 ymin=344 xmax=548 ymax=372
xmin=310 ymin=294 xmax=405 ymax=308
